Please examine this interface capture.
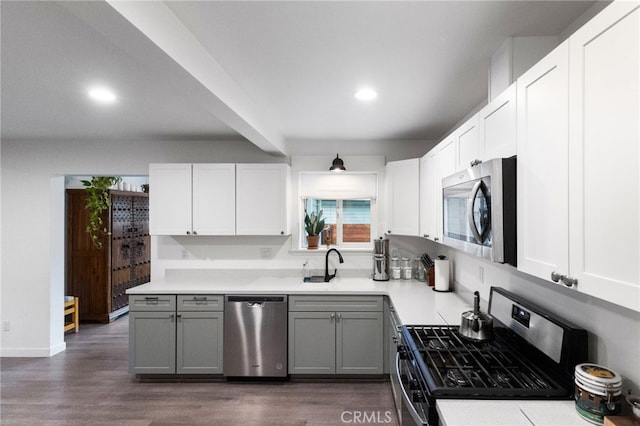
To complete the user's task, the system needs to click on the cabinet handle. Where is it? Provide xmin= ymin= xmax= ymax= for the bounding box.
xmin=186 ymin=231 xmax=191 ymax=235
xmin=434 ymin=237 xmax=439 ymax=242
xmin=551 ymin=271 xmax=565 ymax=283
xmin=193 ymin=231 xmax=198 ymax=235
xmin=176 ymin=313 xmax=182 ymax=321
xmin=387 ymin=230 xmax=392 ymax=234
xmin=337 ymin=313 xmax=342 ymax=320
xmin=330 ymin=313 xmax=335 ymax=319
xmin=169 ymin=314 xmax=175 ymax=321
xmin=423 ymin=234 xmax=429 ymax=238
xmin=280 ymin=231 xmax=284 ymax=235
xmin=562 ymin=276 xmax=578 ymax=288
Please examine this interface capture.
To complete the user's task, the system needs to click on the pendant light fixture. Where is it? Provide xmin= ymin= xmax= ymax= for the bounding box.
xmin=329 ymin=154 xmax=346 ymax=172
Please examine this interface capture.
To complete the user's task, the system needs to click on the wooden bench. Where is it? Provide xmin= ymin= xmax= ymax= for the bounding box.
xmin=64 ymin=296 xmax=79 ymax=333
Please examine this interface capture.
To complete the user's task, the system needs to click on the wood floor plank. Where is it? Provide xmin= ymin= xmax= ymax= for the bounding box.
xmin=1 ymin=315 xmax=398 ymax=425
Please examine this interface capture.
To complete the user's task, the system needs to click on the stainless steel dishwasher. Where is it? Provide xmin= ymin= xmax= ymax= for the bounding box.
xmin=223 ymin=295 xmax=288 ymax=377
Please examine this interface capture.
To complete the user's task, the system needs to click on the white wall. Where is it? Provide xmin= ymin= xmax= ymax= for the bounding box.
xmin=387 ymin=235 xmax=640 ymax=396
xmin=0 ymin=137 xmax=429 ymax=356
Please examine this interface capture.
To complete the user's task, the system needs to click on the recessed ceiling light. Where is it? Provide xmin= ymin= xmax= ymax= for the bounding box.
xmin=353 ymin=88 xmax=377 ymax=101
xmin=88 ymin=87 xmax=117 ymax=104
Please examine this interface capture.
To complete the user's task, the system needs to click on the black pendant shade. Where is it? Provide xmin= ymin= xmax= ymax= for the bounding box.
xmin=329 ymin=154 xmax=346 ymax=172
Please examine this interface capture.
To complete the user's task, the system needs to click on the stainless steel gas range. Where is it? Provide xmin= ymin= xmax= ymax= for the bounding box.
xmin=392 ymin=287 xmax=588 ymax=426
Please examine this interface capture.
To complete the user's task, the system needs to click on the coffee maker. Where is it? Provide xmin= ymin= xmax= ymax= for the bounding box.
xmin=373 ymin=237 xmax=390 ymax=281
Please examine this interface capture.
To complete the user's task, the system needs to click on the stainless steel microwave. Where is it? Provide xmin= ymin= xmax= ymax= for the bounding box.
xmin=442 ymin=157 xmax=516 ymax=266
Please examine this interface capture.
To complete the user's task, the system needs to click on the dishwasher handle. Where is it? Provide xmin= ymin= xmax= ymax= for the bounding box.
xmin=226 ymin=295 xmax=287 ymax=303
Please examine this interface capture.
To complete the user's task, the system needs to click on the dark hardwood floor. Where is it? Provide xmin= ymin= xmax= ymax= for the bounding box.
xmin=1 ymin=315 xmax=398 ymax=425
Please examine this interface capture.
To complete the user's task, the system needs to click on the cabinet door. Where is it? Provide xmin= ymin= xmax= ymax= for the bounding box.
xmin=419 ymin=150 xmax=438 ymax=240
xmin=288 ymin=312 xmax=336 ymax=374
xmin=129 ymin=311 xmax=176 ymax=374
xmin=192 ymin=164 xmax=236 ymax=235
xmin=568 ymin=2 xmax=640 ymax=311
xmin=236 ymin=164 xmax=290 ymax=235
xmin=149 ymin=163 xmax=192 ymax=235
xmin=436 ymin=136 xmax=457 ymax=242
xmin=176 ymin=311 xmax=224 ymax=374
xmin=480 ymin=83 xmax=517 ymax=160
xmin=516 ymin=42 xmax=569 ymax=281
xmin=456 ymin=114 xmax=481 ymax=171
xmin=336 ymin=311 xmax=383 ymax=374
xmin=385 ymin=158 xmax=420 ymax=236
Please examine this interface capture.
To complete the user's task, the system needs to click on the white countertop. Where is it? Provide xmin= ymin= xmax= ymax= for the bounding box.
xmin=128 ymin=269 xmax=585 ymax=425
xmin=437 ymin=400 xmax=587 ymax=426
xmin=126 ymin=270 xmax=472 ymax=324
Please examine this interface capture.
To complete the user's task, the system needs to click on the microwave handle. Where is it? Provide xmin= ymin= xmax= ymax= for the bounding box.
xmin=467 ymin=180 xmax=485 ymax=244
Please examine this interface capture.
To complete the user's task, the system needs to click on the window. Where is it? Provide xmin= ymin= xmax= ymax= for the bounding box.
xmin=303 ymin=198 xmax=372 ymax=248
xmin=299 ymin=171 xmax=378 ymax=250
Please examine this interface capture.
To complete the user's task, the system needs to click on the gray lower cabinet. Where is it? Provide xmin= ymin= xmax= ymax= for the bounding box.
xmin=129 ymin=295 xmax=177 ymax=374
xmin=176 ymin=310 xmax=224 ymax=374
xmin=129 ymin=294 xmax=223 ymax=374
xmin=288 ymin=295 xmax=384 ymax=375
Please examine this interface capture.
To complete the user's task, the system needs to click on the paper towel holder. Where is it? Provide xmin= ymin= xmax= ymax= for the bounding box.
xmin=433 ymin=255 xmax=453 ymax=293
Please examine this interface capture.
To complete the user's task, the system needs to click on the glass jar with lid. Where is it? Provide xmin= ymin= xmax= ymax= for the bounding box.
xmin=401 ymin=257 xmax=412 ymax=280
xmin=390 ymin=257 xmax=401 ymax=280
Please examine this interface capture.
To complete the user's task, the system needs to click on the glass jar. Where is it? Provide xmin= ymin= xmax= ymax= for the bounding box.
xmin=390 ymin=257 xmax=401 ymax=280
xmin=412 ymin=257 xmax=425 ymax=281
xmin=401 ymin=257 xmax=412 ymax=280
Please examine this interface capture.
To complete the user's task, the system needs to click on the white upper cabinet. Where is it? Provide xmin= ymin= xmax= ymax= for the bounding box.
xmin=454 ymin=83 xmax=516 ymax=173
xmin=419 ymin=150 xmax=438 ymax=241
xmin=150 ymin=163 xmax=235 ymax=236
xmin=149 ymin=163 xmax=193 ymax=235
xmin=435 ymin=135 xmax=457 ymax=242
xmin=385 ymin=158 xmax=420 ymax=236
xmin=567 ymin=1 xmax=640 ymax=311
xmin=150 ymin=163 xmax=290 ymax=237
xmin=479 ymin=83 xmax=517 ymax=160
xmin=455 ymin=114 xmax=481 ymax=171
xmin=192 ymin=164 xmax=236 ymax=235
xmin=516 ymin=41 xmax=570 ymax=283
xmin=236 ymin=163 xmax=290 ymax=235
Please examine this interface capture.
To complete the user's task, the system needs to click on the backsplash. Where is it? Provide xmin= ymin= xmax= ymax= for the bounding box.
xmin=388 ymin=234 xmax=640 ymax=397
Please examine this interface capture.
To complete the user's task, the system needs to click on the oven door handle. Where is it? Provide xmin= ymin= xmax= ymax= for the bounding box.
xmin=396 ymin=352 xmax=428 ymax=425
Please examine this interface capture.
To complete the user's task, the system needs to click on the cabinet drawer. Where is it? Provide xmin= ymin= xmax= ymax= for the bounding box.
xmin=129 ymin=295 xmax=176 ymax=311
xmin=289 ymin=295 xmax=383 ymax=312
xmin=177 ymin=295 xmax=223 ymax=311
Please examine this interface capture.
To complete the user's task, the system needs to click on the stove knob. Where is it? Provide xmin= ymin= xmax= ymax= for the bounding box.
xmin=409 ymin=378 xmax=421 ymax=390
xmin=412 ymin=391 xmax=425 ymax=403
xmin=398 ymin=345 xmax=409 ymax=359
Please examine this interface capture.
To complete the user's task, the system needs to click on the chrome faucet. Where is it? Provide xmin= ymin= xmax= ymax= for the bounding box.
xmin=324 ymin=248 xmax=344 ymax=282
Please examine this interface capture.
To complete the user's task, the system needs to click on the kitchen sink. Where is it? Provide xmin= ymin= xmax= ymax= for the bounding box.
xmin=303 ymin=276 xmax=327 ymax=283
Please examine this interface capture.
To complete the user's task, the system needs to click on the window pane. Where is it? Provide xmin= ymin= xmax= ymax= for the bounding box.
xmin=343 ymin=200 xmax=371 ymax=243
xmin=304 ymin=199 xmax=336 ymax=245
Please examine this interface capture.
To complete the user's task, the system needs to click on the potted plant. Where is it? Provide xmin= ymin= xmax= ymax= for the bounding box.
xmin=304 ymin=210 xmax=325 ymax=250
xmin=81 ymin=176 xmax=122 ymax=249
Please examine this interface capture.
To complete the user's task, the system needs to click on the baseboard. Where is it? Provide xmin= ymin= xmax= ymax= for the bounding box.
xmin=1 ymin=342 xmax=66 ymax=357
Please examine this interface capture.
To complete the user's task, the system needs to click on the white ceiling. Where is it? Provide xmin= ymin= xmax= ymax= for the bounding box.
xmin=1 ymin=1 xmax=600 ymax=156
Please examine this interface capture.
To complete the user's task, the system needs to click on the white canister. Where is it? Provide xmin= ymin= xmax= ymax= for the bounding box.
xmin=574 ymin=363 xmax=622 ymax=424
xmin=434 ymin=258 xmax=450 ymax=292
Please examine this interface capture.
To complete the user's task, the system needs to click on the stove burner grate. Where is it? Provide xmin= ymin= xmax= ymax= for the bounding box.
xmin=407 ymin=325 xmax=565 ymax=397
